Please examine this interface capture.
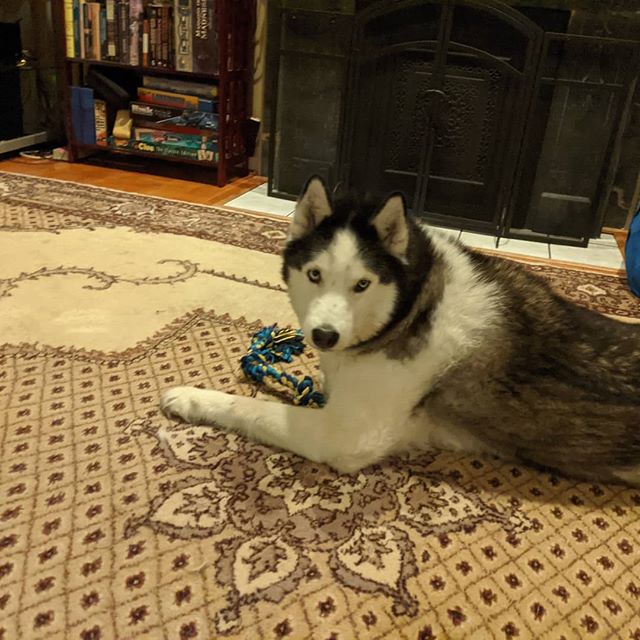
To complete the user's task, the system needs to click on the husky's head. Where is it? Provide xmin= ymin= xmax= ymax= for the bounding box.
xmin=282 ymin=176 xmax=431 ymax=352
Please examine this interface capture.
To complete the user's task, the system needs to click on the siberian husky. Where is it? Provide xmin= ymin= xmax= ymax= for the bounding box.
xmin=161 ymin=177 xmax=640 ymax=485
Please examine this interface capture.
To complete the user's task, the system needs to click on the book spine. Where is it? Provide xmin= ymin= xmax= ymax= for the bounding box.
xmin=70 ymin=86 xmax=82 ymax=142
xmin=174 ymin=0 xmax=192 ymax=72
xmin=192 ymin=0 xmax=217 ymax=74
xmin=142 ymin=17 xmax=149 ymax=67
xmin=157 ymin=6 xmax=164 ymax=67
xmin=133 ymin=127 xmax=215 ymax=147
xmin=161 ymin=6 xmax=169 ymax=68
xmin=118 ymin=1 xmax=129 ymax=63
xmin=106 ymin=0 xmax=116 ymax=59
xmin=100 ymin=5 xmax=107 ymax=59
xmin=130 ymin=101 xmax=182 ymax=119
xmin=82 ymin=3 xmax=91 ymax=58
xmin=131 ymin=119 xmax=216 ymax=137
xmin=65 ymin=0 xmax=75 ymax=57
xmin=130 ymin=101 xmax=219 ymax=133
xmin=79 ymin=87 xmax=96 ymax=144
xmin=127 ymin=138 xmax=218 ymax=162
xmin=150 ymin=6 xmax=158 ymax=66
xmin=141 ymin=75 xmax=218 ymax=98
xmin=91 ymin=3 xmax=101 ymax=60
xmin=129 ymin=0 xmax=143 ymax=66
xmin=137 ymin=87 xmax=214 ymax=112
xmin=78 ymin=0 xmax=85 ymax=58
xmin=73 ymin=0 xmax=81 ymax=57
xmin=169 ymin=5 xmax=174 ymax=68
xmin=94 ymin=99 xmax=108 ymax=146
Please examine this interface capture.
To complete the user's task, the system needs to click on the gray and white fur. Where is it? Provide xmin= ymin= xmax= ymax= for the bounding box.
xmin=161 ymin=177 xmax=640 ymax=485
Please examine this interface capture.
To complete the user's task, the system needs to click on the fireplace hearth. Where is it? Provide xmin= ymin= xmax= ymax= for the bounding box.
xmin=265 ymin=0 xmax=640 ymax=245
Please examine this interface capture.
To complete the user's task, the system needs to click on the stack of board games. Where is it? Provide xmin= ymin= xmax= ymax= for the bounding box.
xmin=112 ymin=75 xmax=219 ymax=161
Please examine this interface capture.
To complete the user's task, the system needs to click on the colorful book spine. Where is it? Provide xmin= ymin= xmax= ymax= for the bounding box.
xmin=100 ymin=5 xmax=107 ymax=59
xmin=117 ymin=0 xmax=129 ymax=62
xmin=78 ymin=0 xmax=85 ymax=58
xmin=114 ymin=137 xmax=218 ymax=162
xmin=142 ymin=16 xmax=150 ymax=66
xmin=73 ymin=0 xmax=82 ymax=57
xmin=142 ymin=75 xmax=218 ymax=98
xmin=106 ymin=0 xmax=117 ymax=59
xmin=160 ymin=6 xmax=170 ymax=68
xmin=129 ymin=0 xmax=144 ymax=65
xmin=137 ymin=87 xmax=215 ymax=113
xmin=82 ymin=3 xmax=91 ymax=58
xmin=133 ymin=127 xmax=216 ymax=147
xmin=130 ymin=101 xmax=181 ymax=120
xmin=71 ymin=86 xmax=82 ymax=141
xmin=65 ymin=0 xmax=75 ymax=57
xmin=89 ymin=3 xmax=102 ymax=60
xmin=95 ymin=99 xmax=108 ymax=146
xmin=174 ymin=0 xmax=192 ymax=72
xmin=130 ymin=101 xmax=219 ymax=133
xmin=192 ymin=0 xmax=217 ymax=74
xmin=149 ymin=5 xmax=158 ymax=66
xmin=70 ymin=86 xmax=96 ymax=144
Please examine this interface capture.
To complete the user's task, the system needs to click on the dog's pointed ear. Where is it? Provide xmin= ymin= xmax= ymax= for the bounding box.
xmin=371 ymin=193 xmax=409 ymax=259
xmin=289 ymin=176 xmax=332 ymax=241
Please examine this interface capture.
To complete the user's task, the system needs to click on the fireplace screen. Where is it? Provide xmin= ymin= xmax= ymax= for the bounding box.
xmin=266 ymin=0 xmax=640 ymax=246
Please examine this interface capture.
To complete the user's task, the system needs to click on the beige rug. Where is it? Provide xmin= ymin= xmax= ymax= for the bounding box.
xmin=1 ymin=170 xmax=640 ymax=640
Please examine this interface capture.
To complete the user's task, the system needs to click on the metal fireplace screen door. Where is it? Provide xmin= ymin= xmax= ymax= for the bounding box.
xmin=340 ymin=0 xmax=542 ymax=239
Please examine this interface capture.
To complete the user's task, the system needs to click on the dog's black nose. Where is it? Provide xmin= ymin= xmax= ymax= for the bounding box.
xmin=312 ymin=326 xmax=339 ymax=350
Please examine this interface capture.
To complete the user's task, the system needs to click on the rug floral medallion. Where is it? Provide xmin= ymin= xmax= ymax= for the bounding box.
xmin=1 ymin=171 xmax=640 ymax=640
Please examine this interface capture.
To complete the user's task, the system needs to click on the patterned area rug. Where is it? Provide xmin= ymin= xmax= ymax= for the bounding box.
xmin=1 ymin=170 xmax=640 ymax=640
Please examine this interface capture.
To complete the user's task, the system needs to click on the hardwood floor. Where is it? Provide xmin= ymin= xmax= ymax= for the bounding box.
xmin=0 ymin=156 xmax=266 ymax=206
xmin=0 ymin=158 xmax=630 ymax=259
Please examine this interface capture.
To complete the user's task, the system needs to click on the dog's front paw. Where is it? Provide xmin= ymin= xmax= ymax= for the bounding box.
xmin=160 ymin=386 xmax=207 ymax=424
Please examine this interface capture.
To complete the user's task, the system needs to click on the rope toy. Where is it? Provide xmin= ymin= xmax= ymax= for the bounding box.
xmin=240 ymin=325 xmax=325 ymax=407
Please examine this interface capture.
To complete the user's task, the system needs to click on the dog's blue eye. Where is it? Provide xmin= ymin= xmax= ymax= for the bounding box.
xmin=354 ymin=279 xmax=371 ymax=293
xmin=308 ymin=269 xmax=321 ymax=283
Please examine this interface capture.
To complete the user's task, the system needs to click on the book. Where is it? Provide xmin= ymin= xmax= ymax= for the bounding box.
xmin=112 ymin=137 xmax=218 ymax=162
xmin=106 ymin=0 xmax=117 ymax=59
xmin=78 ymin=0 xmax=86 ymax=58
xmin=65 ymin=0 xmax=75 ymax=57
xmin=137 ymin=87 xmax=215 ymax=112
xmin=85 ymin=2 xmax=100 ymax=60
xmin=149 ymin=5 xmax=158 ymax=66
xmin=142 ymin=75 xmax=218 ymax=98
xmin=193 ymin=0 xmax=217 ymax=74
xmin=94 ymin=99 xmax=108 ymax=145
xmin=100 ymin=4 xmax=107 ymax=59
xmin=174 ymin=0 xmax=192 ymax=72
xmin=117 ymin=1 xmax=129 ymax=62
xmin=70 ymin=86 xmax=82 ymax=141
xmin=133 ymin=127 xmax=217 ymax=149
xmin=72 ymin=0 xmax=82 ymax=57
xmin=70 ymin=86 xmax=97 ymax=144
xmin=82 ymin=2 xmax=91 ymax=58
xmin=129 ymin=0 xmax=144 ymax=65
xmin=142 ymin=16 xmax=150 ymax=66
xmin=160 ymin=5 xmax=171 ymax=68
xmin=130 ymin=101 xmax=218 ymax=134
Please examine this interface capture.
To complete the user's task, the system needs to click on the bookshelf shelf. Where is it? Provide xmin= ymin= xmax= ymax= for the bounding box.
xmin=53 ymin=1 xmax=256 ymax=187
xmin=75 ymin=142 xmax=218 ymax=167
xmin=65 ymin=57 xmax=219 ymax=80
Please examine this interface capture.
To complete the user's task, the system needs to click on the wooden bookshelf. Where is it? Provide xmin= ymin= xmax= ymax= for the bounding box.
xmin=64 ymin=57 xmax=218 ymax=79
xmin=52 ymin=1 xmax=256 ymax=187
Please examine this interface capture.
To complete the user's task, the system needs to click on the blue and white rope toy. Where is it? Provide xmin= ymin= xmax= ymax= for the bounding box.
xmin=240 ymin=325 xmax=325 ymax=408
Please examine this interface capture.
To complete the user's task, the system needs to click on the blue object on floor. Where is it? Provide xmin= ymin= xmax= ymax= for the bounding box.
xmin=626 ymin=203 xmax=640 ymax=298
xmin=240 ymin=325 xmax=325 ymax=408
